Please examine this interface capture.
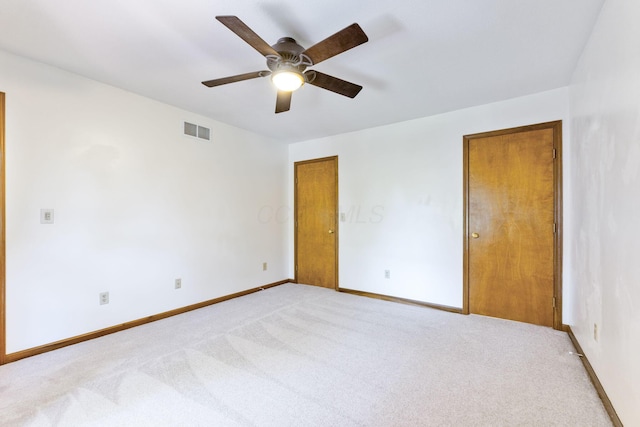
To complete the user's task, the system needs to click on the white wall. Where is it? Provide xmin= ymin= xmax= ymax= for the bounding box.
xmin=568 ymin=0 xmax=640 ymax=424
xmin=1 ymin=50 xmax=288 ymax=353
xmin=289 ymin=88 xmax=569 ymax=309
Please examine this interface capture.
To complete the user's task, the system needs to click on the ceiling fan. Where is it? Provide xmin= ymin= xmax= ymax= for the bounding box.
xmin=202 ymin=16 xmax=369 ymax=113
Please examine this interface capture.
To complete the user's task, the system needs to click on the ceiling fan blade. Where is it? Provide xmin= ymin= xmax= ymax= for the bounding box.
xmin=202 ymin=71 xmax=271 ymax=87
xmin=275 ymin=90 xmax=292 ymax=113
xmin=302 ymin=23 xmax=368 ymax=65
xmin=216 ymin=16 xmax=280 ymax=58
xmin=304 ymin=71 xmax=363 ymax=98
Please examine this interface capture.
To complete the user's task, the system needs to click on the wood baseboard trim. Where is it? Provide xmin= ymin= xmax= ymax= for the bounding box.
xmin=4 ymin=279 xmax=292 ymax=364
xmin=338 ymin=287 xmax=463 ymax=314
xmin=566 ymin=326 xmax=623 ymax=427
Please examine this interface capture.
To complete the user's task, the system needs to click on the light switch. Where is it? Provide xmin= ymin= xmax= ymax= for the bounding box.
xmin=40 ymin=209 xmax=54 ymax=224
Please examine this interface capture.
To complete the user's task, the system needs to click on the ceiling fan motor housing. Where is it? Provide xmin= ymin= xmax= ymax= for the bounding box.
xmin=267 ymin=37 xmax=311 ymax=73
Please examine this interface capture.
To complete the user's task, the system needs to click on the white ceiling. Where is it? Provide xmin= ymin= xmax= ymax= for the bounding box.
xmin=0 ymin=0 xmax=604 ymax=143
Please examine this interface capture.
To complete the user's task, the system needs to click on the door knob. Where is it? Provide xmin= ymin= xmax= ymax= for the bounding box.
xmin=328 ymin=230 xmax=335 ymax=234
xmin=471 ymin=232 xmax=479 ymax=239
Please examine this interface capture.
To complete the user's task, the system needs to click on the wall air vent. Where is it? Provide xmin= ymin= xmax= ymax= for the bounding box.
xmin=184 ymin=121 xmax=211 ymax=141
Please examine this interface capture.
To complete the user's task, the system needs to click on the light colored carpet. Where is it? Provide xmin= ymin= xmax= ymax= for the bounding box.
xmin=0 ymin=284 xmax=611 ymax=426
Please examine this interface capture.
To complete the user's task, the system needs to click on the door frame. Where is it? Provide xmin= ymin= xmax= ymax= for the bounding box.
xmin=1 ymin=92 xmax=6 ymax=363
xmin=293 ymin=156 xmax=339 ymax=289
xmin=462 ymin=121 xmax=563 ymax=330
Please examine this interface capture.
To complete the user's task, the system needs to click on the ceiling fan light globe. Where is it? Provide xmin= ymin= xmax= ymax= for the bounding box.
xmin=272 ymin=70 xmax=304 ymax=92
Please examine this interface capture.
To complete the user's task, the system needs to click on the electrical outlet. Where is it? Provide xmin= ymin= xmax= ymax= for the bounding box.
xmin=385 ymin=270 xmax=391 ymax=279
xmin=594 ymin=323 xmax=598 ymax=341
xmin=40 ymin=209 xmax=54 ymax=224
xmin=99 ymin=292 xmax=109 ymax=305
xmin=175 ymin=278 xmax=182 ymax=289
xmin=263 ymin=262 xmax=267 ymax=271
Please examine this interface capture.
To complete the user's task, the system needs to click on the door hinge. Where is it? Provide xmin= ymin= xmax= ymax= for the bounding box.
xmin=553 ymin=148 xmax=557 ymax=159
xmin=552 ymin=297 xmax=556 ymax=308
xmin=295 ymin=265 xmax=298 ymax=272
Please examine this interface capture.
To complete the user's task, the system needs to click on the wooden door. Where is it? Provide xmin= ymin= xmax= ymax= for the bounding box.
xmin=464 ymin=121 xmax=562 ymax=328
xmin=295 ymin=156 xmax=338 ymax=289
